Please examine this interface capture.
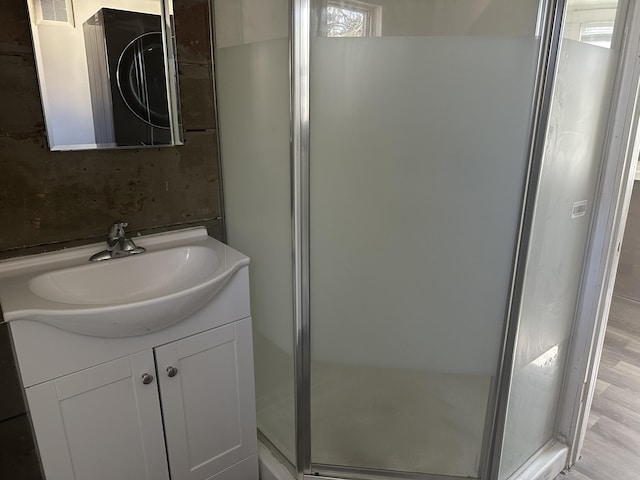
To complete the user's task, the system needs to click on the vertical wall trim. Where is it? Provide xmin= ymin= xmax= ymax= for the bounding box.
xmin=161 ymin=0 xmax=183 ymax=146
xmin=292 ymin=0 xmax=312 ymax=474
xmin=486 ymin=0 xmax=567 ymax=478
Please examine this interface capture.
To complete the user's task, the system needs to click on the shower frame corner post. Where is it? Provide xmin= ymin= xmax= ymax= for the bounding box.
xmin=484 ymin=0 xmax=568 ymax=478
xmin=291 ymin=0 xmax=312 ymax=476
xmin=207 ymin=0 xmax=227 ymax=243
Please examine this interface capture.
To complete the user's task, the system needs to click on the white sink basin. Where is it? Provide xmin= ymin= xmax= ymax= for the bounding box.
xmin=29 ymin=246 xmax=221 ymax=305
xmin=0 ymin=228 xmax=249 ymax=337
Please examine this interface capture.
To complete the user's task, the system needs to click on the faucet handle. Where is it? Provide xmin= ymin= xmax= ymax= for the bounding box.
xmin=107 ymin=221 xmax=128 ymax=248
xmin=111 ymin=221 xmax=128 ymax=230
xmin=108 ymin=221 xmax=128 ymax=235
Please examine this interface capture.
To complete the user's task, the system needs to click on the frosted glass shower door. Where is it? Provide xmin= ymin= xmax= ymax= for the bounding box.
xmin=214 ymin=0 xmax=296 ymax=466
xmin=499 ymin=0 xmax=627 ymax=478
xmin=309 ymin=0 xmax=541 ymax=477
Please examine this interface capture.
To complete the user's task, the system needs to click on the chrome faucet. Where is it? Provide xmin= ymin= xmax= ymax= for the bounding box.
xmin=90 ymin=221 xmax=146 ymax=261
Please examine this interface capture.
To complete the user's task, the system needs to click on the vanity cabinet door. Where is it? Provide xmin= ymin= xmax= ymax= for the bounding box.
xmin=155 ymin=318 xmax=258 ymax=480
xmin=25 ymin=350 xmax=170 ymax=480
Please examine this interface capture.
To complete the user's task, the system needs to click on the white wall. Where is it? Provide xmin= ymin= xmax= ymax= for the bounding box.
xmin=214 ymin=0 xmax=539 ymax=48
xmin=368 ymin=0 xmax=538 ymax=37
xmin=28 ymin=0 xmax=161 ymax=149
xmin=214 ymin=0 xmax=289 ymax=48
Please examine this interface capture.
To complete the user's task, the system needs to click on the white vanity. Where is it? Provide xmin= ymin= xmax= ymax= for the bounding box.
xmin=0 ymin=227 xmax=258 ymax=480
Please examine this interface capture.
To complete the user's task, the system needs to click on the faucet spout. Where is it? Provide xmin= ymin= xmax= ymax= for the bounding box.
xmin=90 ymin=221 xmax=146 ymax=261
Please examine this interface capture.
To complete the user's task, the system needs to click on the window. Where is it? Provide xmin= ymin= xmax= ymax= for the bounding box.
xmin=324 ymin=0 xmax=381 ymax=38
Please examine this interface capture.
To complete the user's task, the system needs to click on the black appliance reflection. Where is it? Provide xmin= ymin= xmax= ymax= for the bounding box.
xmin=84 ymin=8 xmax=171 ymax=147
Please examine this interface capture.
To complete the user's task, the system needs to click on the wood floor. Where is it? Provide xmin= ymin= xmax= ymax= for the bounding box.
xmin=559 ymin=294 xmax=640 ymax=480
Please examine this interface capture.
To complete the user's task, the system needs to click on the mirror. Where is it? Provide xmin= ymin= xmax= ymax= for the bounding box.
xmin=26 ymin=0 xmax=183 ymax=151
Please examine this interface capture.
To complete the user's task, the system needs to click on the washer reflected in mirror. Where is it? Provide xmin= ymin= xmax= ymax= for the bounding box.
xmin=26 ymin=0 xmax=182 ymax=151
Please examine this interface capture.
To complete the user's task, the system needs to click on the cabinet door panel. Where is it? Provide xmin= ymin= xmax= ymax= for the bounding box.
xmin=26 ymin=351 xmax=169 ymax=480
xmin=156 ymin=318 xmax=257 ymax=480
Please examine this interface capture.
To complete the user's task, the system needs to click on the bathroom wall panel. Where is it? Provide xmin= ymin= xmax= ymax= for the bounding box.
xmin=0 ymin=54 xmax=45 ymax=136
xmin=0 ymin=131 xmax=221 ymax=252
xmin=179 ymin=63 xmax=217 ymax=131
xmin=0 ymin=0 xmax=222 ymax=255
xmin=173 ymin=0 xmax=214 ymax=65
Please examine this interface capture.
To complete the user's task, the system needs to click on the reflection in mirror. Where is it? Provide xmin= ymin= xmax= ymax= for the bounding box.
xmin=563 ymin=0 xmax=623 ymax=49
xmin=26 ymin=0 xmax=182 ymax=151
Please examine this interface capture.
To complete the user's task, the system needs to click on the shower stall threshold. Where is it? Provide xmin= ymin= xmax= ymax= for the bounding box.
xmin=258 ymin=440 xmax=296 ymax=480
xmin=505 ymin=441 xmax=568 ymax=480
xmin=258 ymin=438 xmax=568 ymax=480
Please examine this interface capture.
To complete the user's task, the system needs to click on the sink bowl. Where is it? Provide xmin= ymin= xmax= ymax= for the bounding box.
xmin=29 ymin=246 xmax=220 ymax=306
xmin=0 ymin=228 xmax=249 ymax=337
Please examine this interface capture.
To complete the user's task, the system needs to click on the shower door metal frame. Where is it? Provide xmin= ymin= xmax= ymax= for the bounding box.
xmin=485 ymin=0 xmax=567 ymax=476
xmin=292 ymin=0 xmax=312 ymax=476
xmin=289 ymin=0 xmax=570 ymax=479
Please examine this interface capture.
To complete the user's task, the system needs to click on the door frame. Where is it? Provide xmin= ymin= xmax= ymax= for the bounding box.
xmin=557 ymin=0 xmax=640 ymax=467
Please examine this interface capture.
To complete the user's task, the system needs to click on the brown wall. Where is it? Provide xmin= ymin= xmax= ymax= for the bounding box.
xmin=0 ymin=1 xmax=223 ymax=477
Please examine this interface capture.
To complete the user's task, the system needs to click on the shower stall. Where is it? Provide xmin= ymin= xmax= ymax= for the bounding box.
xmin=212 ymin=0 xmax=636 ymax=479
